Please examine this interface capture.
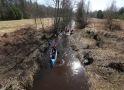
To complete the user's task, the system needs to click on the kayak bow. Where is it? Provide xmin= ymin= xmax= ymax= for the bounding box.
xmin=50 ymin=49 xmax=58 ymax=67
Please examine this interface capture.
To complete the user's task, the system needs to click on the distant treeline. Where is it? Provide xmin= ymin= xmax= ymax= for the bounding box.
xmin=0 ymin=0 xmax=54 ymax=20
xmin=90 ymin=7 xmax=124 ymax=20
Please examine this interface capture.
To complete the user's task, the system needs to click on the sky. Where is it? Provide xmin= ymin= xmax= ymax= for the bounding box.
xmin=37 ymin=0 xmax=124 ymax=11
xmin=90 ymin=0 xmax=124 ymax=11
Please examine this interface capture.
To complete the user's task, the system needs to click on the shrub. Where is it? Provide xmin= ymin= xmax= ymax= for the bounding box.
xmin=120 ymin=13 xmax=124 ymax=20
xmin=118 ymin=7 xmax=124 ymax=15
xmin=12 ymin=7 xmax=23 ymax=20
xmin=97 ymin=10 xmax=104 ymax=19
xmin=1 ymin=6 xmax=23 ymax=20
xmin=8 ymin=7 xmax=16 ymax=20
xmin=0 ymin=6 xmax=8 ymax=20
xmin=23 ymin=12 xmax=32 ymax=19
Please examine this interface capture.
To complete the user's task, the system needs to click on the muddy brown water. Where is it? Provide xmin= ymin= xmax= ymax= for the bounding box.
xmin=32 ymin=33 xmax=89 ymax=90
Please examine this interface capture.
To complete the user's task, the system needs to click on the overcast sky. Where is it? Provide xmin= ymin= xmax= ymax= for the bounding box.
xmin=90 ymin=0 xmax=124 ymax=11
xmin=37 ymin=0 xmax=124 ymax=11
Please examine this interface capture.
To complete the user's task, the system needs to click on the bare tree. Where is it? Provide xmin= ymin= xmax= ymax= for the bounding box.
xmin=53 ymin=0 xmax=73 ymax=34
xmin=76 ymin=0 xmax=85 ymax=23
xmin=86 ymin=0 xmax=90 ymax=22
xmin=53 ymin=0 xmax=61 ymax=34
xmin=30 ymin=0 xmax=73 ymax=33
xmin=76 ymin=0 xmax=90 ymax=28
xmin=62 ymin=0 xmax=73 ymax=26
xmin=33 ymin=0 xmax=38 ymax=29
xmin=105 ymin=0 xmax=117 ymax=30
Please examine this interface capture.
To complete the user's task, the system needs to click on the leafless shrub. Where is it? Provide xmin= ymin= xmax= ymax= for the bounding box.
xmin=105 ymin=20 xmax=123 ymax=31
xmin=111 ymin=22 xmax=122 ymax=31
xmin=53 ymin=0 xmax=73 ymax=34
xmin=104 ymin=0 xmax=122 ymax=31
xmin=76 ymin=0 xmax=90 ymax=28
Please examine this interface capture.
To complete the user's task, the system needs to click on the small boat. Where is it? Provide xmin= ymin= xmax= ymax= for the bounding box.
xmin=50 ymin=49 xmax=58 ymax=67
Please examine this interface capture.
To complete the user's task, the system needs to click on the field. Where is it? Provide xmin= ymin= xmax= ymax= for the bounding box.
xmin=0 ymin=18 xmax=54 ymax=36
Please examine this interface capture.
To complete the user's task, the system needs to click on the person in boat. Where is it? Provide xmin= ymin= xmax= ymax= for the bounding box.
xmin=70 ymin=29 xmax=74 ymax=34
xmin=48 ymin=41 xmax=52 ymax=46
xmin=52 ymin=45 xmax=56 ymax=52
xmin=52 ymin=52 xmax=55 ymax=59
xmin=67 ymin=29 xmax=69 ymax=32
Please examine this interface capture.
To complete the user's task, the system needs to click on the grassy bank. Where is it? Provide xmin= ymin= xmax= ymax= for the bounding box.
xmin=70 ymin=18 xmax=124 ymax=90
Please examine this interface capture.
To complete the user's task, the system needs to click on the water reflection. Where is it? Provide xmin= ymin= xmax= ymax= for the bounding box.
xmin=67 ymin=60 xmax=82 ymax=75
xmin=71 ymin=61 xmax=82 ymax=75
xmin=72 ymin=61 xmax=81 ymax=70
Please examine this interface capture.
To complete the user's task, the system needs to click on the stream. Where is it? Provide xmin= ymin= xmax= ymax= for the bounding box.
xmin=32 ymin=20 xmax=89 ymax=90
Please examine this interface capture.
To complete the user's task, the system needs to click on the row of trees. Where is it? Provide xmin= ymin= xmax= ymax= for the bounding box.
xmin=95 ymin=7 xmax=124 ymax=20
xmin=91 ymin=6 xmax=124 ymax=20
xmin=0 ymin=0 xmax=73 ymax=30
xmin=0 ymin=0 xmax=74 ymax=34
xmin=89 ymin=4 xmax=123 ymax=20
xmin=0 ymin=6 xmax=23 ymax=20
xmin=0 ymin=0 xmax=55 ymax=20
xmin=0 ymin=0 xmax=31 ymax=20
xmin=115 ymin=7 xmax=124 ymax=20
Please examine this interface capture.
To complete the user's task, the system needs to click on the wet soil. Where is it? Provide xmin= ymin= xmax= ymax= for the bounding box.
xmin=32 ymin=33 xmax=89 ymax=90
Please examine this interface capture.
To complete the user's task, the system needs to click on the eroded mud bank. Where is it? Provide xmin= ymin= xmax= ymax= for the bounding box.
xmin=0 ymin=26 xmax=55 ymax=90
xmin=70 ymin=19 xmax=124 ymax=90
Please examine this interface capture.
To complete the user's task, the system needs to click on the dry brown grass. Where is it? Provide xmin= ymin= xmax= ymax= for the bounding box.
xmin=0 ymin=18 xmax=54 ymax=36
xmin=0 ymin=19 xmax=34 ymax=29
xmin=87 ymin=65 xmax=124 ymax=90
xmin=0 ymin=18 xmax=53 ymax=29
xmin=0 ymin=25 xmax=54 ymax=89
xmin=0 ymin=18 xmax=54 ymax=89
xmin=71 ymin=18 xmax=124 ymax=90
xmin=88 ymin=18 xmax=124 ymax=30
xmin=87 ymin=44 xmax=124 ymax=90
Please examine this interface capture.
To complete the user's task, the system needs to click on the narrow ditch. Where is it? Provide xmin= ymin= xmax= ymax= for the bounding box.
xmin=32 ymin=21 xmax=89 ymax=90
